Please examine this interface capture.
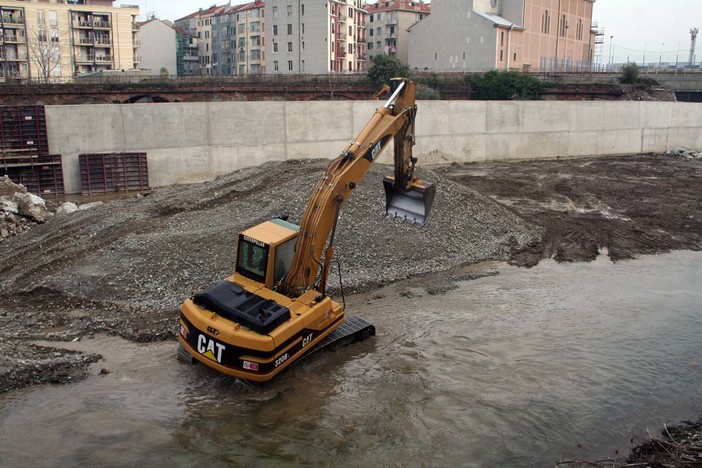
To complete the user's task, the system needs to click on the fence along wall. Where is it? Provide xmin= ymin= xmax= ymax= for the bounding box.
xmin=46 ymin=100 xmax=702 ymax=194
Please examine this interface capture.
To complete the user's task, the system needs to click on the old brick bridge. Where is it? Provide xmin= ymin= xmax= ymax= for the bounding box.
xmin=0 ymin=73 xmax=658 ymax=105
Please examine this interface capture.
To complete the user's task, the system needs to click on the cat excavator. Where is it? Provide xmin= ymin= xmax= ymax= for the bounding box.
xmin=177 ymin=78 xmax=435 ymax=382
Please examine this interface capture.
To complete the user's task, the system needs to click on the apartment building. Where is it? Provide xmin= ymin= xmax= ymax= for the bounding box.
xmin=138 ymin=19 xmax=176 ymax=75
xmin=175 ymin=27 xmax=199 ymax=76
xmin=264 ymin=0 xmax=366 ymax=74
xmin=233 ymin=0 xmax=265 ymax=74
xmin=408 ymin=0 xmax=596 ymax=72
xmin=364 ymin=0 xmax=429 ymax=64
xmin=0 ymin=0 xmax=139 ymax=80
xmin=174 ymin=5 xmax=225 ymax=75
xmin=211 ymin=5 xmax=236 ymax=75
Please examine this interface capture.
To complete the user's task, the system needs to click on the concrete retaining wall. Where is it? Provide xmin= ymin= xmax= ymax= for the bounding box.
xmin=46 ymin=100 xmax=702 ymax=194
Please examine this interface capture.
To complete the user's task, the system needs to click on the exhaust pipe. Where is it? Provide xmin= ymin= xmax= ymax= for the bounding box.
xmin=383 ymin=176 xmax=436 ymax=225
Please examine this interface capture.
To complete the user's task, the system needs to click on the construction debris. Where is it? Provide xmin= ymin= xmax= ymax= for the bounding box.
xmin=667 ymin=147 xmax=702 ymax=159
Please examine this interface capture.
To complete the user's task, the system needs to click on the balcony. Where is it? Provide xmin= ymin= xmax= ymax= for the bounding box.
xmin=338 ymin=14 xmax=347 ymax=22
xmin=78 ymin=37 xmax=112 ymax=46
xmin=74 ymin=20 xmax=112 ymax=29
xmin=1 ymin=14 xmax=24 ymax=25
xmin=385 ymin=17 xmax=397 ymax=25
xmin=1 ymin=34 xmax=23 ymax=43
xmin=76 ymin=55 xmax=112 ymax=64
xmin=132 ymin=23 xmax=138 ymax=32
xmin=386 ymin=33 xmax=396 ymax=39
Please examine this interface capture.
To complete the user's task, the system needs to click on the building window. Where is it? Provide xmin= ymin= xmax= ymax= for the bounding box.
xmin=561 ymin=14 xmax=567 ymax=37
xmin=302 ymin=4 xmax=305 ymax=15
xmin=273 ymin=6 xmax=278 ymax=18
xmin=377 ymin=13 xmax=381 ymax=20
xmin=301 ymin=41 xmax=305 ymax=52
xmin=369 ymin=29 xmax=373 ymax=37
xmin=542 ymin=10 xmax=550 ymax=34
xmin=273 ymin=24 xmax=278 ymax=35
xmin=302 ymin=23 xmax=305 ymax=34
xmin=287 ymin=5 xmax=292 ymax=16
xmin=273 ymin=42 xmax=279 ymax=53
xmin=274 ymin=61 xmax=279 ymax=71
xmin=287 ymin=24 xmax=292 ymax=35
xmin=500 ymin=50 xmax=503 ymax=61
xmin=288 ymin=60 xmax=293 ymax=71
xmin=368 ymin=42 xmax=373 ymax=50
xmin=376 ymin=27 xmax=381 ymax=35
xmin=514 ymin=52 xmax=517 ymax=61
xmin=288 ymin=42 xmax=293 ymax=52
xmin=49 ymin=10 xmax=58 ymax=27
xmin=349 ymin=25 xmax=352 ymax=35
xmin=500 ymin=31 xmax=504 ymax=46
xmin=370 ymin=14 xmax=374 ymax=23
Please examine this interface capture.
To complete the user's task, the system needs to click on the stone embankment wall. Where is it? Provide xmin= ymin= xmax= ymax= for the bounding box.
xmin=46 ymin=100 xmax=702 ymax=193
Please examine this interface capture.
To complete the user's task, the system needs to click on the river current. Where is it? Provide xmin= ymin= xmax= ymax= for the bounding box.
xmin=1 ymin=251 xmax=700 ymax=467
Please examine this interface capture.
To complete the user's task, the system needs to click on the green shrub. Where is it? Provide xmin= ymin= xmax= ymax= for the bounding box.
xmin=620 ymin=62 xmax=641 ymax=84
xmin=416 ymin=83 xmax=441 ymax=100
xmin=465 ymin=70 xmax=546 ymax=100
xmin=367 ymin=55 xmax=410 ymax=87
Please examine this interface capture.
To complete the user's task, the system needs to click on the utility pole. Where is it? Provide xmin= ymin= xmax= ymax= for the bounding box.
xmin=608 ymin=35 xmax=613 ymax=70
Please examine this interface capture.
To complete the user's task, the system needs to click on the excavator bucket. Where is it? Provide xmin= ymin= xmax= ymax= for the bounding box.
xmin=383 ymin=175 xmax=436 ymax=225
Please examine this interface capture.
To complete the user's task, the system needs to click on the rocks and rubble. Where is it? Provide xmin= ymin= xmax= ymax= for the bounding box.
xmin=667 ymin=147 xmax=702 ymax=159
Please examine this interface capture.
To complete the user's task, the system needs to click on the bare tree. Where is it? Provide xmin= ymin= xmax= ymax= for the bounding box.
xmin=26 ymin=28 xmax=67 ymax=83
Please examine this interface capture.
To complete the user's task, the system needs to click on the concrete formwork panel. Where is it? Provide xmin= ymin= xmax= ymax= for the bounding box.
xmin=46 ymin=105 xmax=125 ymax=155
xmin=642 ymin=128 xmax=670 ymax=153
xmin=486 ymin=102 xmax=519 ymax=134
xmin=518 ymin=102 xmax=572 ymax=134
xmin=286 ymin=140 xmax=351 ymax=160
xmin=595 ymin=129 xmax=643 ymax=155
xmin=568 ymin=131 xmax=601 ymax=157
xmin=120 ymin=103 xmax=208 ymax=150
xmin=669 ymin=102 xmax=702 ymax=129
xmin=209 ymin=102 xmax=286 ymax=147
xmin=285 ymin=101 xmax=353 ymax=144
xmin=571 ymin=102 xmax=605 ymax=132
xmin=639 ymin=101 xmax=672 ymax=129
xmin=516 ymin=131 xmax=570 ymax=159
xmin=603 ymin=102 xmax=641 ymax=131
xmin=417 ymin=101 xmax=487 ymax=136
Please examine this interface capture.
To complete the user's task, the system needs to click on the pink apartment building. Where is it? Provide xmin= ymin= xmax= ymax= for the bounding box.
xmin=408 ymin=0 xmax=596 ymax=72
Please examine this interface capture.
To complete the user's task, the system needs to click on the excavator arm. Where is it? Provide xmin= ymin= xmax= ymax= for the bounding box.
xmin=280 ymin=78 xmax=435 ymax=297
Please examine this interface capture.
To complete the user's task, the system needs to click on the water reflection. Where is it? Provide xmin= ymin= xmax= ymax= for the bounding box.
xmin=0 ymin=251 xmax=700 ymax=467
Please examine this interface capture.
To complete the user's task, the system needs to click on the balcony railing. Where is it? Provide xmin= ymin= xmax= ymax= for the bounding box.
xmin=78 ymin=37 xmax=112 ymax=45
xmin=1 ymin=34 xmax=23 ymax=43
xmin=76 ymin=55 xmax=112 ymax=63
xmin=1 ymin=14 xmax=24 ymax=25
xmin=74 ymin=20 xmax=112 ymax=29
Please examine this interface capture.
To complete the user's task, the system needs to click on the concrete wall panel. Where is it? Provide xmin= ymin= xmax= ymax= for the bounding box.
xmin=45 ymin=100 xmax=702 ymax=193
xmin=640 ymin=102 xmax=672 ymax=129
xmin=209 ymin=102 xmax=286 ymax=146
xmin=519 ymin=102 xmax=571 ymax=133
xmin=642 ymin=129 xmax=669 ymax=153
xmin=603 ymin=102 xmax=641 ymax=130
xmin=285 ymin=101 xmax=353 ymax=143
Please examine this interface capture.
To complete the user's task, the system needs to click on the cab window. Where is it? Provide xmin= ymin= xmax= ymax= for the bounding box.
xmin=236 ymin=236 xmax=269 ymax=283
xmin=274 ymin=238 xmax=296 ymax=282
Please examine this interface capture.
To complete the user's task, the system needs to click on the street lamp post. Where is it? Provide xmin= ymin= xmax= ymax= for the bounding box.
xmin=659 ymin=42 xmax=664 ymax=69
xmin=608 ymin=35 xmax=614 ymax=71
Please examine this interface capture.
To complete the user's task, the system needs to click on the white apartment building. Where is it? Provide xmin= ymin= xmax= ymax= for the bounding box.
xmin=138 ymin=19 xmax=176 ymax=75
xmin=364 ymin=0 xmax=429 ymax=64
xmin=174 ymin=5 xmax=225 ymax=75
xmin=265 ymin=0 xmax=366 ymax=74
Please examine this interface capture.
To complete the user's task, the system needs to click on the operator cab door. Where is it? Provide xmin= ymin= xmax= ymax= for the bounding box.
xmin=235 ymin=233 xmax=298 ymax=289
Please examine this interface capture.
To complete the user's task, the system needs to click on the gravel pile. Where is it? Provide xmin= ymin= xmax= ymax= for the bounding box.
xmin=1 ymin=159 xmax=541 ymax=310
xmin=0 ymin=159 xmax=541 ymax=392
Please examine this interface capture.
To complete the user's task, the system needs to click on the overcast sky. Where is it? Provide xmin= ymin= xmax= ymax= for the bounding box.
xmin=122 ymin=0 xmax=702 ymax=65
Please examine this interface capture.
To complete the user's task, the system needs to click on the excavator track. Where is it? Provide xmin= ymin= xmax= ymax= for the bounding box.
xmin=177 ymin=315 xmax=375 ymax=389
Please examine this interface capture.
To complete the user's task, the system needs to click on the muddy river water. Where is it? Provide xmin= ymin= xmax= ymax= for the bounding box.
xmin=1 ymin=251 xmax=701 ymax=467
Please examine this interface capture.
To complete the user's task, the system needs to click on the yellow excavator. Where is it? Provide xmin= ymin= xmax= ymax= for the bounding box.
xmin=177 ymin=78 xmax=435 ymax=382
